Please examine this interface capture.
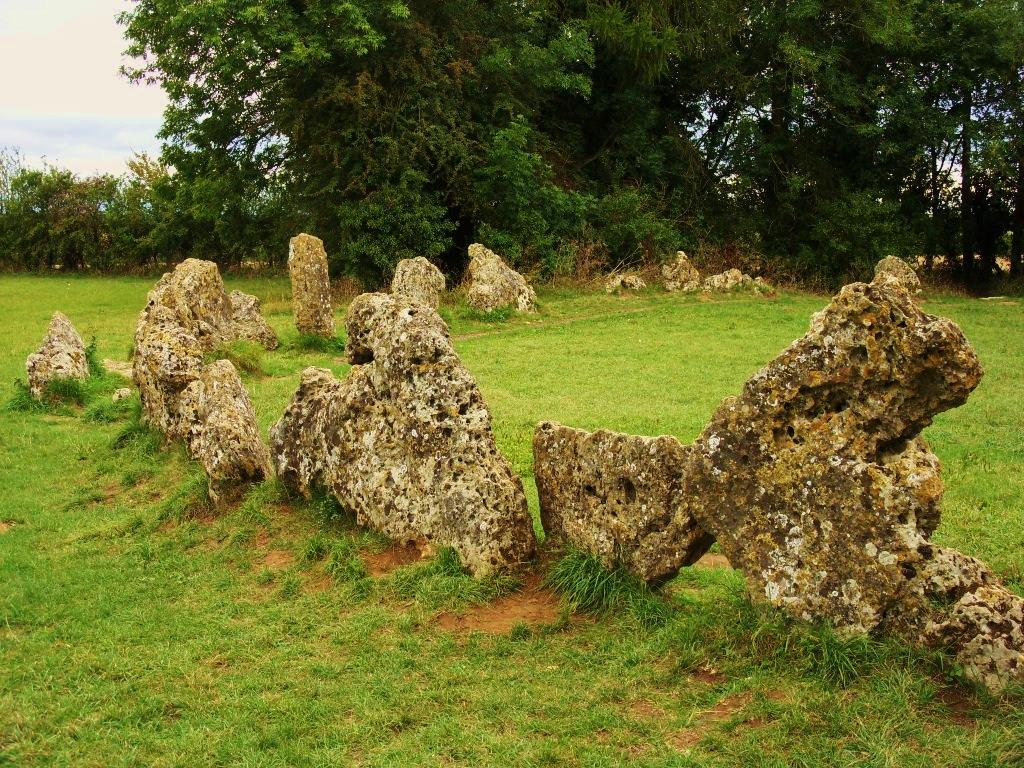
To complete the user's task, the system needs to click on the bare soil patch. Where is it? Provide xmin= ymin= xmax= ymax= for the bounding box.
xmin=435 ymin=575 xmax=563 ymax=634
xmin=666 ymin=692 xmax=756 ymax=751
xmin=0 ymin=521 xmax=13 ymax=534
xmin=692 ymin=552 xmax=731 ymax=569
xmin=263 ymin=549 xmax=294 ymax=570
xmin=102 ymin=358 xmax=134 ymax=378
xmin=934 ymin=685 xmax=977 ymax=727
xmin=364 ymin=540 xmax=425 ymax=576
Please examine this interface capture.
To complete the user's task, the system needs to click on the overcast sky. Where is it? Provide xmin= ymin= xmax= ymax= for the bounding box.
xmin=0 ymin=0 xmax=167 ymax=175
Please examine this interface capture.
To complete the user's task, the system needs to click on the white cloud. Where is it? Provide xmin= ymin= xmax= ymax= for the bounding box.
xmin=0 ymin=0 xmax=167 ymax=174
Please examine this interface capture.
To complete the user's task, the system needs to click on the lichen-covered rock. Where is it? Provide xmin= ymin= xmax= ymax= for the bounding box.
xmin=392 ymin=257 xmax=446 ymax=309
xmin=534 ymin=422 xmax=714 ymax=582
xmin=702 ymin=268 xmax=771 ymax=293
xmin=662 ymin=251 xmax=701 ymax=292
xmin=288 ymin=233 xmax=334 ymax=337
xmin=133 ymin=259 xmax=274 ymax=500
xmin=604 ymin=273 xmax=647 ymax=294
xmin=230 ymin=290 xmax=278 ymax=350
xmin=684 ymin=275 xmax=983 ymax=635
xmin=178 ymin=359 xmax=271 ymax=503
xmin=112 ymin=387 xmax=132 ymax=403
xmin=270 ymin=293 xmax=536 ymax=575
xmin=26 ymin=312 xmax=89 ymax=397
xmin=874 ymin=256 xmax=921 ymax=294
xmin=464 ymin=243 xmax=537 ymax=313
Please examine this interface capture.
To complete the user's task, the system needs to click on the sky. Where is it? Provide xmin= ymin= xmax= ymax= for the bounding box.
xmin=0 ymin=0 xmax=167 ymax=175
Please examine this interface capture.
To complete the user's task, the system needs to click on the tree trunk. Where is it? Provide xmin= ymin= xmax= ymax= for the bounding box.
xmin=1011 ymin=155 xmax=1023 ymax=278
xmin=961 ymin=89 xmax=975 ymax=280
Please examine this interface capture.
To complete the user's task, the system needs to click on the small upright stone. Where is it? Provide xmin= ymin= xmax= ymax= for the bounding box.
xmin=288 ymin=233 xmax=334 ymax=337
xmin=534 ymin=422 xmax=714 ymax=583
xmin=604 ymin=273 xmax=647 ymax=294
xmin=26 ymin=312 xmax=89 ymax=398
xmin=229 ymin=290 xmax=279 ymax=350
xmin=464 ymin=243 xmax=537 ymax=313
xmin=874 ymin=256 xmax=921 ymax=294
xmin=662 ymin=251 xmax=701 ymax=292
xmin=392 ymin=257 xmax=446 ymax=309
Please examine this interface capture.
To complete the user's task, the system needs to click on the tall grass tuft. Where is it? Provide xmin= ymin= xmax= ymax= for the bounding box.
xmin=293 ymin=334 xmax=345 ymax=353
xmin=208 ymin=340 xmax=265 ymax=375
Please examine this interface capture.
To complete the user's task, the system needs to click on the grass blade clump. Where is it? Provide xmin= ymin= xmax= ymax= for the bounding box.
xmin=5 ymin=379 xmax=47 ymax=413
xmin=293 ymin=334 xmax=345 ymax=353
xmin=208 ymin=340 xmax=265 ymax=375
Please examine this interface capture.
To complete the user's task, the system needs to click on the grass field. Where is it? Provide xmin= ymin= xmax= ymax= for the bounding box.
xmin=1 ymin=273 xmax=1022 ymax=767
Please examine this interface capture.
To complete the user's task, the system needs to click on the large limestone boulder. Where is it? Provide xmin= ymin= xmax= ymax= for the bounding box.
xmin=874 ymin=256 xmax=921 ymax=294
xmin=26 ymin=312 xmax=89 ymax=397
xmin=464 ymin=243 xmax=537 ymax=313
xmin=702 ymin=268 xmax=771 ymax=293
xmin=534 ymin=422 xmax=713 ymax=582
xmin=662 ymin=251 xmax=701 ymax=292
xmin=392 ymin=257 xmax=445 ymax=309
xmin=288 ymin=233 xmax=334 ymax=337
xmin=229 ymin=290 xmax=279 ymax=350
xmin=178 ymin=359 xmax=272 ymax=503
xmin=604 ymin=273 xmax=647 ymax=294
xmin=270 ymin=293 xmax=536 ymax=575
xmin=133 ymin=259 xmax=274 ymax=500
xmin=684 ymin=274 xmax=983 ymax=635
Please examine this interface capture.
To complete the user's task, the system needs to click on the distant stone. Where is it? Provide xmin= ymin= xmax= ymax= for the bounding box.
xmin=702 ymin=268 xmax=770 ymax=293
xmin=112 ymin=388 xmax=132 ymax=403
xmin=604 ymin=273 xmax=647 ymax=294
xmin=684 ymin=273 xmax=983 ymax=634
xmin=662 ymin=251 xmax=701 ymax=292
xmin=874 ymin=256 xmax=921 ymax=294
xmin=270 ymin=293 xmax=536 ymax=574
xmin=288 ymin=233 xmax=334 ymax=337
xmin=533 ymin=422 xmax=713 ymax=583
xmin=26 ymin=311 xmax=89 ymax=398
xmin=392 ymin=257 xmax=446 ymax=309
xmin=178 ymin=359 xmax=272 ymax=503
xmin=464 ymin=243 xmax=537 ymax=313
xmin=229 ymin=290 xmax=278 ymax=350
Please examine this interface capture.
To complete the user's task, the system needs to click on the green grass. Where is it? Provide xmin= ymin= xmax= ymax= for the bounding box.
xmin=0 ymin=274 xmax=1022 ymax=766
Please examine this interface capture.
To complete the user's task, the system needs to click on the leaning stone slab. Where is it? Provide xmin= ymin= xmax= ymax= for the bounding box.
xmin=270 ymin=293 xmax=536 ymax=575
xmin=229 ymin=290 xmax=279 ymax=350
xmin=392 ymin=257 xmax=446 ymax=309
xmin=26 ymin=312 xmax=89 ymax=397
xmin=288 ymin=233 xmax=334 ymax=337
xmin=662 ymin=251 xmax=701 ymax=292
xmin=534 ymin=422 xmax=713 ymax=583
xmin=464 ymin=243 xmax=537 ymax=313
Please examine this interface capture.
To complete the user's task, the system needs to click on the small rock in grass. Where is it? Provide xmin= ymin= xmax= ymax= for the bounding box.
xmin=604 ymin=273 xmax=647 ymax=294
xmin=26 ymin=311 xmax=89 ymax=398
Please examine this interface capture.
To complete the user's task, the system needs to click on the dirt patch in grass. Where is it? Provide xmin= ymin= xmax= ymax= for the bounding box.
xmin=263 ymin=549 xmax=294 ymax=570
xmin=0 ymin=521 xmax=14 ymax=533
xmin=364 ymin=540 xmax=425 ymax=576
xmin=630 ymin=700 xmax=669 ymax=721
xmin=934 ymin=685 xmax=978 ymax=728
xmin=102 ymin=359 xmax=134 ymax=378
xmin=692 ymin=552 xmax=731 ymax=569
xmin=691 ymin=667 xmax=727 ymax=685
xmin=435 ymin=575 xmax=562 ymax=634
xmin=666 ymin=692 xmax=756 ymax=751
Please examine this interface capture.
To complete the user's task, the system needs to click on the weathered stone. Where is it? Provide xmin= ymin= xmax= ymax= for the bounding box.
xmin=662 ymin=251 xmax=701 ymax=292
xmin=26 ymin=312 xmax=89 ymax=398
xmin=288 ymin=233 xmax=334 ymax=337
xmin=112 ymin=387 xmax=132 ymax=403
xmin=229 ymin=290 xmax=279 ymax=350
xmin=464 ymin=243 xmax=537 ymax=313
xmin=133 ymin=259 xmax=273 ymax=500
xmin=178 ymin=359 xmax=272 ymax=503
xmin=684 ymin=275 xmax=983 ymax=635
xmin=604 ymin=273 xmax=647 ymax=294
xmin=874 ymin=256 xmax=921 ymax=294
xmin=534 ymin=422 xmax=714 ymax=582
xmin=392 ymin=257 xmax=446 ymax=309
xmin=702 ymin=268 xmax=771 ymax=293
xmin=270 ymin=293 xmax=536 ymax=575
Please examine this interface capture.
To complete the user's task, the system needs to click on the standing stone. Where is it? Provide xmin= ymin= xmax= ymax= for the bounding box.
xmin=288 ymin=233 xmax=334 ymax=337
xmin=392 ymin=257 xmax=446 ymax=309
xmin=26 ymin=312 xmax=89 ymax=397
xmin=874 ymin=256 xmax=921 ymax=294
xmin=662 ymin=251 xmax=701 ymax=292
xmin=604 ymin=274 xmax=647 ymax=294
xmin=534 ymin=422 xmax=713 ymax=583
xmin=464 ymin=243 xmax=537 ymax=313
xmin=683 ymin=274 xmax=983 ymax=634
xmin=229 ymin=290 xmax=279 ymax=350
xmin=270 ymin=293 xmax=536 ymax=575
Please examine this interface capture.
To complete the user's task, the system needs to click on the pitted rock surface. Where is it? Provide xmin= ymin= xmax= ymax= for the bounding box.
xmin=464 ymin=243 xmax=537 ymax=313
xmin=26 ymin=312 xmax=89 ymax=397
xmin=288 ymin=233 xmax=334 ymax=337
xmin=702 ymin=268 xmax=770 ymax=293
xmin=874 ymin=256 xmax=921 ymax=294
xmin=133 ymin=259 xmax=273 ymax=498
xmin=392 ymin=257 xmax=446 ymax=308
xmin=684 ymin=275 xmax=983 ymax=635
xmin=534 ymin=422 xmax=713 ymax=582
xmin=662 ymin=251 xmax=701 ymax=292
xmin=230 ymin=290 xmax=279 ymax=349
xmin=270 ymin=293 xmax=536 ymax=575
xmin=178 ymin=359 xmax=272 ymax=503
xmin=604 ymin=274 xmax=647 ymax=294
